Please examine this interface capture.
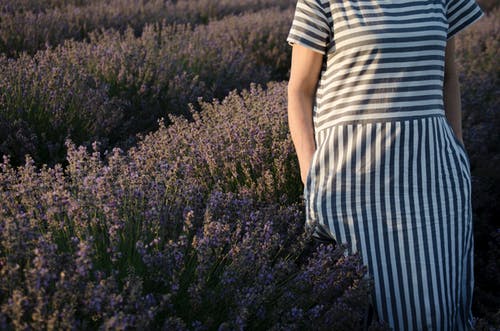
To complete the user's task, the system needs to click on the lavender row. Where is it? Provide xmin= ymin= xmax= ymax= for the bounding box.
xmin=0 ymin=81 xmax=391 ymax=330
xmin=0 ymin=8 xmax=293 ymax=167
xmin=1 ymin=0 xmax=89 ymax=13
xmin=453 ymin=8 xmax=500 ymax=323
xmin=456 ymin=7 xmax=499 ymax=164
xmin=0 ymin=0 xmax=293 ymax=57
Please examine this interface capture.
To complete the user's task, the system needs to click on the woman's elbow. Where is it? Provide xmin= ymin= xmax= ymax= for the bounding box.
xmin=443 ymin=37 xmax=459 ymax=84
xmin=287 ymin=80 xmax=316 ymax=101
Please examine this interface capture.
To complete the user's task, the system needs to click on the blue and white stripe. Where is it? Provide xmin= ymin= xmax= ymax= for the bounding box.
xmin=303 ymin=115 xmax=474 ymax=330
xmin=287 ymin=0 xmax=483 ymax=329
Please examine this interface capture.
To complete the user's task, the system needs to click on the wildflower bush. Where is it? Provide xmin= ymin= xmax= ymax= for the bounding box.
xmin=142 ymin=83 xmax=300 ymax=205
xmin=0 ymin=82 xmax=391 ymax=330
xmin=0 ymin=8 xmax=293 ymax=167
xmin=456 ymin=7 xmax=500 ymax=325
xmin=0 ymin=0 xmax=293 ymax=57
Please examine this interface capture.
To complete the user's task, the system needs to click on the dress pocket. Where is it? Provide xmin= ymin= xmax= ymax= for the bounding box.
xmin=303 ymin=147 xmax=319 ymax=198
xmin=302 ymin=150 xmax=336 ymax=246
xmin=304 ymin=160 xmax=313 ymax=195
xmin=443 ymin=117 xmax=469 ymax=159
xmin=303 ymin=150 xmax=318 ymax=227
xmin=451 ymin=128 xmax=468 ymax=159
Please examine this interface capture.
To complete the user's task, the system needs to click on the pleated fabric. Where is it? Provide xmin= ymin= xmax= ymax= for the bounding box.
xmin=303 ymin=114 xmax=474 ymax=330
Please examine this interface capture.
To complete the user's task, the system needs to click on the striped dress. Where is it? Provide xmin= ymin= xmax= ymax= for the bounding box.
xmin=286 ymin=0 xmax=484 ymax=330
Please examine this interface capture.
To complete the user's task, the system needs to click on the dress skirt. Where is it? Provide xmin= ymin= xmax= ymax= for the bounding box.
xmin=304 ymin=114 xmax=474 ymax=330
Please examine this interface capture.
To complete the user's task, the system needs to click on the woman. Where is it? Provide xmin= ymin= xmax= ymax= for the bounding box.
xmin=286 ymin=0 xmax=484 ymax=330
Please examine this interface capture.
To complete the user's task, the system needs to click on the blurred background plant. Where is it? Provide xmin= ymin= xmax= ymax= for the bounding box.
xmin=0 ymin=0 xmax=292 ymax=57
xmin=455 ymin=5 xmax=500 ymax=326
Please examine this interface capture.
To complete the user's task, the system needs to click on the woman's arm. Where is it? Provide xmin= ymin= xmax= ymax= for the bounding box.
xmin=287 ymin=44 xmax=324 ymax=185
xmin=443 ymin=36 xmax=464 ymax=145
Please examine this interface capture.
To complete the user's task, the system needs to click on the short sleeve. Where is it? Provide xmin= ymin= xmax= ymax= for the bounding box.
xmin=286 ymin=0 xmax=331 ymax=55
xmin=446 ymin=0 xmax=485 ymax=40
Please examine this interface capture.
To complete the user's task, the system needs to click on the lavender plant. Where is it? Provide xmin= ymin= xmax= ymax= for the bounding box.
xmin=0 ymin=0 xmax=89 ymax=13
xmin=141 ymin=82 xmax=300 ymax=205
xmin=0 ymin=0 xmax=293 ymax=57
xmin=0 ymin=1 xmax=497 ymax=328
xmin=0 ymin=81 xmax=390 ymax=330
xmin=0 ymin=8 xmax=293 ymax=167
xmin=456 ymin=7 xmax=500 ymax=164
xmin=454 ymin=7 xmax=500 ymax=325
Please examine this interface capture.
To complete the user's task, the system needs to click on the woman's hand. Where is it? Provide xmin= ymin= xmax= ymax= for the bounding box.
xmin=287 ymin=43 xmax=324 ymax=186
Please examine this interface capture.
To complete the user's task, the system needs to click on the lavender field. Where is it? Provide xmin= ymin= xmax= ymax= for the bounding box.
xmin=0 ymin=0 xmax=498 ymax=329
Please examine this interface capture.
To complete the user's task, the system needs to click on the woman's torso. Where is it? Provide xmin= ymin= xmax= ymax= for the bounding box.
xmin=314 ymin=0 xmax=449 ymax=133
